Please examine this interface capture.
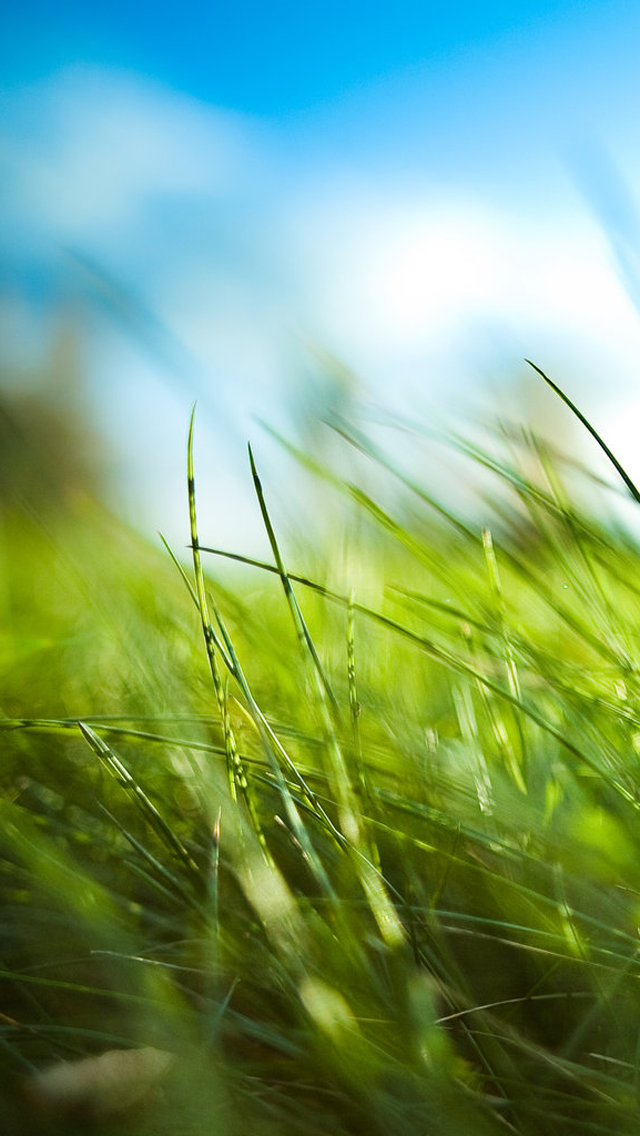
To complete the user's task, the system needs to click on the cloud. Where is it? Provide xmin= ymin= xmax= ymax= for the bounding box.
xmin=1 ymin=66 xmax=262 ymax=249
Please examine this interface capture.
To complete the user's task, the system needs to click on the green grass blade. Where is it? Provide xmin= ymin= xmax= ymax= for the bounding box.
xmin=77 ymin=721 xmax=200 ymax=881
xmin=526 ymin=358 xmax=640 ymax=504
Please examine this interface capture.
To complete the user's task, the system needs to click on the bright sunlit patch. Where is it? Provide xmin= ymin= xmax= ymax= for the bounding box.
xmin=355 ymin=207 xmax=508 ymax=341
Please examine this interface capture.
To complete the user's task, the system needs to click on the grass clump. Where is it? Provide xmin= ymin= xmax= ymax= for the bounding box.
xmin=2 ymin=370 xmax=640 ymax=1134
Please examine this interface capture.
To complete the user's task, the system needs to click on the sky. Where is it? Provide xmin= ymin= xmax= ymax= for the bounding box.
xmin=2 ymin=1 xmax=612 ymax=114
xmin=3 ymin=1 xmax=640 ymax=549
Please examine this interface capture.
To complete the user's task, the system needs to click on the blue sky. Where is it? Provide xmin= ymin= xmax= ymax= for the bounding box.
xmin=3 ymin=1 xmax=640 ymax=547
xmin=3 ymin=1 xmax=612 ymax=114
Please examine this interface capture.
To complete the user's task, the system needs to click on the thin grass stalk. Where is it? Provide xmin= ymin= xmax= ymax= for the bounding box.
xmin=186 ymin=410 xmax=267 ymax=855
xmin=77 ymin=721 xmax=200 ymax=880
xmin=248 ymin=446 xmax=405 ymax=946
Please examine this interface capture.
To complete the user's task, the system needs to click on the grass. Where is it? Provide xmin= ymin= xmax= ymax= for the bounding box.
xmin=3 ymin=370 xmax=640 ymax=1133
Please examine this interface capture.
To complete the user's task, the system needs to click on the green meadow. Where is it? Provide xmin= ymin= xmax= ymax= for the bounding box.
xmin=2 ymin=364 xmax=640 ymax=1135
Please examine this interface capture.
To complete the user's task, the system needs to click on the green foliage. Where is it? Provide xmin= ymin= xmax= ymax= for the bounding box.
xmin=3 ymin=377 xmax=640 ymax=1134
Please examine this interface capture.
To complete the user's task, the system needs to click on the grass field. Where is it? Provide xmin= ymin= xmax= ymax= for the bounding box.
xmin=3 ymin=371 xmax=640 ymax=1135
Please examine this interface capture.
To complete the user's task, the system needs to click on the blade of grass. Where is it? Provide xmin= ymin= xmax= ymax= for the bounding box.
xmin=248 ymin=445 xmax=404 ymax=946
xmin=186 ymin=410 xmax=267 ymax=853
xmin=77 ymin=721 xmax=200 ymax=882
xmin=526 ymin=359 xmax=640 ymax=505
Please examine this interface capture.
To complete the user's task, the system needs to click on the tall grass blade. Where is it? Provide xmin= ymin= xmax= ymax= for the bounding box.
xmin=526 ymin=358 xmax=640 ymax=504
xmin=77 ymin=721 xmax=200 ymax=880
xmin=186 ymin=410 xmax=268 ymax=854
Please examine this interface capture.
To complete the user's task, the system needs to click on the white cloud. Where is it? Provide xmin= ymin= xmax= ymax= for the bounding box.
xmin=278 ymin=179 xmax=640 ymax=406
xmin=1 ymin=67 xmax=261 ymax=246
